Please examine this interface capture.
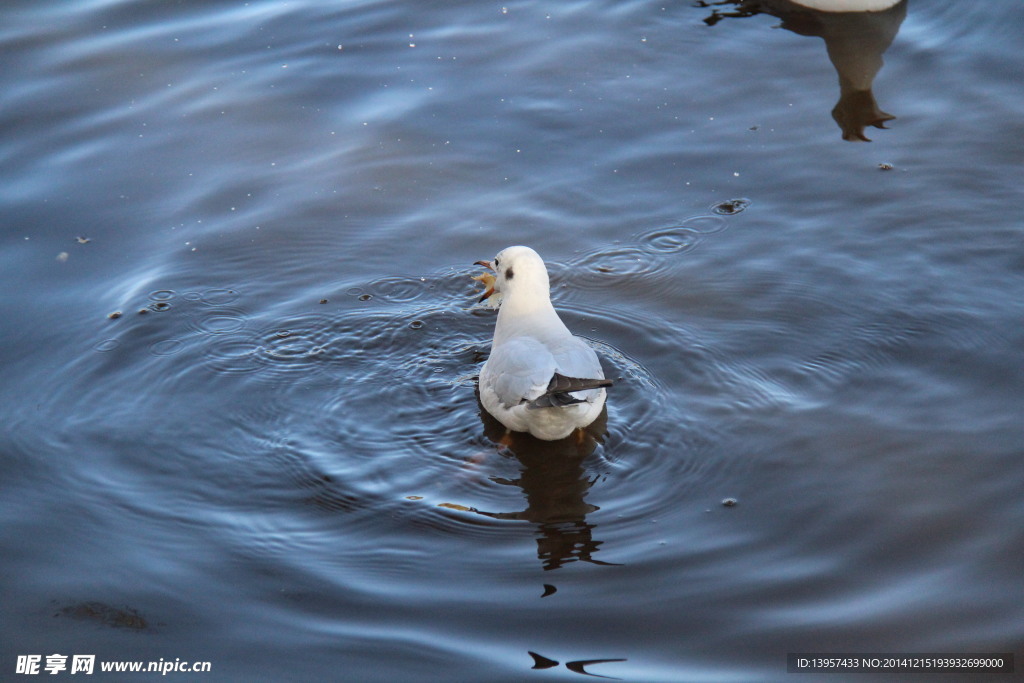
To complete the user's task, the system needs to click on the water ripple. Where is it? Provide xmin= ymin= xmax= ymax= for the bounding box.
xmin=363 ymin=275 xmax=430 ymax=303
xmin=188 ymin=306 xmax=249 ymax=335
xmin=567 ymin=246 xmax=672 ymax=290
xmin=563 ymin=201 xmax=746 ymax=290
xmin=248 ymin=314 xmax=337 ymax=378
xmin=148 ymin=338 xmax=185 ymax=357
xmin=203 ymin=338 xmax=263 ymax=375
xmin=93 ymin=339 xmax=120 ymax=352
xmin=684 ymin=214 xmax=730 ymax=234
xmin=200 ymin=288 xmax=240 ymax=306
xmin=636 ymin=226 xmax=703 ymax=254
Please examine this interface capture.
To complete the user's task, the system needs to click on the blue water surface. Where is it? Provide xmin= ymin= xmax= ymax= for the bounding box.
xmin=2 ymin=1 xmax=1022 ymax=680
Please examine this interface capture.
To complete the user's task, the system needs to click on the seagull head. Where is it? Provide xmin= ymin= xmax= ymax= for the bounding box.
xmin=474 ymin=245 xmax=551 ymax=308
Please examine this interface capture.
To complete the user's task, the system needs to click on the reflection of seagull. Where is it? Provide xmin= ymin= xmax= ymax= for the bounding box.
xmin=786 ymin=0 xmax=900 ymax=9
xmin=474 ymin=246 xmax=611 ymax=441
xmin=529 ymin=651 xmax=627 ymax=680
xmin=700 ymin=0 xmax=907 ymax=140
xmin=469 ymin=424 xmax=618 ymax=570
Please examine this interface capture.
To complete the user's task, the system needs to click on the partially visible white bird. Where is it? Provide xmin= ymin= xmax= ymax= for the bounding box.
xmin=473 ymin=246 xmax=611 ymax=441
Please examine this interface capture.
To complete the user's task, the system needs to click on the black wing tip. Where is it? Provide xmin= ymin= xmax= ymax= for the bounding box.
xmin=550 ymin=372 xmax=613 ymax=391
xmin=527 ymin=373 xmax=612 ymax=409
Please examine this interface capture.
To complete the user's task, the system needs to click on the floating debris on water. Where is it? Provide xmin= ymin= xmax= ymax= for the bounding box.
xmin=711 ymin=198 xmax=751 ymax=215
xmin=108 ymin=311 xmax=122 ymax=319
xmin=438 ymin=502 xmax=473 ymax=511
xmin=721 ymin=497 xmax=738 ymax=507
xmin=56 ymin=601 xmax=149 ymax=630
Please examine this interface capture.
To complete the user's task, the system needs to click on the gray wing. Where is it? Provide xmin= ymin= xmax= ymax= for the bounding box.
xmin=483 ymin=334 xmax=611 ymax=409
xmin=548 ymin=334 xmax=605 ymax=381
xmin=483 ymin=337 xmax=559 ymax=409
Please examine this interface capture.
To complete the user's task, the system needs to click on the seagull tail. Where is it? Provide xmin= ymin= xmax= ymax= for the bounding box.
xmin=527 ymin=373 xmax=612 ymax=409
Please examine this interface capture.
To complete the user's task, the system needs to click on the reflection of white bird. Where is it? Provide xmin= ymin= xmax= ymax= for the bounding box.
xmin=789 ymin=0 xmax=900 ymax=11
xmin=474 ymin=246 xmax=611 ymax=441
xmin=702 ymin=0 xmax=905 ymax=141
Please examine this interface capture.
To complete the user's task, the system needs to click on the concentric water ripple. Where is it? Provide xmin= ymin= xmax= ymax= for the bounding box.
xmin=203 ymin=338 xmax=264 ymax=375
xmin=637 ymin=226 xmax=703 ymax=254
xmin=363 ymin=275 xmax=430 ymax=303
xmin=247 ymin=313 xmax=339 ymax=378
xmin=86 ymin=236 xmax=774 ymax=546
xmin=568 ymin=246 xmax=674 ymax=289
xmin=148 ymin=338 xmax=185 ymax=357
xmin=93 ymin=339 xmax=120 ymax=352
xmin=148 ymin=289 xmax=177 ymax=302
xmin=564 ymin=203 xmax=745 ymax=290
xmin=188 ymin=306 xmax=249 ymax=335
xmin=683 ymin=214 xmax=730 ymax=234
xmin=200 ymin=288 xmax=240 ymax=306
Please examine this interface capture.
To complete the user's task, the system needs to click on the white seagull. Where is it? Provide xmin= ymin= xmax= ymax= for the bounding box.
xmin=474 ymin=246 xmax=612 ymax=441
